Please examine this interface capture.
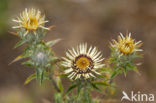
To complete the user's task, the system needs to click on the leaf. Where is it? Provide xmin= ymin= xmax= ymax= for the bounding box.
xmin=59 ymin=73 xmax=68 ymax=77
xmin=133 ymin=53 xmax=143 ymax=58
xmin=14 ymin=40 xmax=26 ymax=48
xmin=111 ymin=70 xmax=119 ymax=79
xmin=22 ymin=60 xmax=34 ymax=67
xmin=9 ymin=31 xmax=18 ymax=36
xmin=24 ymin=73 xmax=36 ymax=85
xmin=43 ymin=72 xmax=50 ymax=80
xmin=123 ymin=68 xmax=127 ymax=77
xmin=66 ymin=84 xmax=77 ymax=94
xmin=49 ymin=56 xmax=58 ymax=62
xmin=46 ymin=39 xmax=61 ymax=47
xmin=90 ymin=82 xmax=101 ymax=92
xmin=93 ymin=82 xmax=110 ymax=87
xmin=132 ymin=66 xmax=140 ymax=75
xmin=54 ymin=92 xmax=63 ymax=103
xmin=40 ymin=70 xmax=44 ymax=85
xmin=56 ymin=77 xmax=64 ymax=93
xmin=23 ymin=50 xmax=32 ymax=58
xmin=9 ymin=54 xmax=24 ymax=65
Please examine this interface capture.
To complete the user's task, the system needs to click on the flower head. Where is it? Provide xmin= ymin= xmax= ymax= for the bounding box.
xmin=62 ymin=43 xmax=104 ymax=80
xmin=12 ymin=8 xmax=49 ymax=36
xmin=111 ymin=33 xmax=142 ymax=55
xmin=33 ymin=51 xmax=48 ymax=66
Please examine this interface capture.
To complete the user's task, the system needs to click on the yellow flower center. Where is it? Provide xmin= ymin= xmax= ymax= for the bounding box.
xmin=119 ymin=41 xmax=134 ymax=54
xmin=25 ymin=17 xmax=38 ymax=30
xmin=76 ymin=57 xmax=90 ymax=70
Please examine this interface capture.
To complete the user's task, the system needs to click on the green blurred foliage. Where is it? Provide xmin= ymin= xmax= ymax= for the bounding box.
xmin=0 ymin=0 xmax=8 ymax=35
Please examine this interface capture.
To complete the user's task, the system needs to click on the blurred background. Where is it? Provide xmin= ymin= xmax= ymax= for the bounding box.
xmin=0 ymin=0 xmax=156 ymax=103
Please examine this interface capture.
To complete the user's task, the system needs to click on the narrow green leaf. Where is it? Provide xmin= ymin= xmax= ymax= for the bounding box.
xmin=90 ymin=83 xmax=101 ymax=92
xmin=66 ymin=84 xmax=77 ymax=94
xmin=59 ymin=74 xmax=68 ymax=77
xmin=56 ymin=78 xmax=64 ymax=93
xmin=22 ymin=60 xmax=34 ymax=67
xmin=111 ymin=70 xmax=119 ymax=79
xmin=24 ymin=73 xmax=36 ymax=85
xmin=49 ymin=56 xmax=58 ymax=62
xmin=14 ymin=40 xmax=25 ymax=48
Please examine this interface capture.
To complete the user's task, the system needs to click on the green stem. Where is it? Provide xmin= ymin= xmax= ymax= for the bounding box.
xmin=76 ymin=81 xmax=92 ymax=103
xmin=83 ymin=87 xmax=91 ymax=103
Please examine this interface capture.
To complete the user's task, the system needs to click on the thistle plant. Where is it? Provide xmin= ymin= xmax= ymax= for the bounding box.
xmin=11 ymin=8 xmax=59 ymax=85
xmin=62 ymin=43 xmax=112 ymax=103
xmin=11 ymin=8 xmax=143 ymax=103
xmin=110 ymin=33 xmax=143 ymax=77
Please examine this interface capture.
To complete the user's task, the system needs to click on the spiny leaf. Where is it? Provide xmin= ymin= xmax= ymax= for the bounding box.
xmin=49 ymin=56 xmax=58 ymax=62
xmin=111 ymin=70 xmax=119 ymax=79
xmin=24 ymin=73 xmax=36 ymax=85
xmin=90 ymin=83 xmax=101 ymax=92
xmin=14 ymin=40 xmax=26 ymax=48
xmin=9 ymin=31 xmax=18 ymax=36
xmin=9 ymin=54 xmax=24 ymax=65
xmin=22 ymin=60 xmax=34 ymax=67
xmin=66 ymin=84 xmax=77 ymax=94
xmin=46 ymin=39 xmax=61 ymax=47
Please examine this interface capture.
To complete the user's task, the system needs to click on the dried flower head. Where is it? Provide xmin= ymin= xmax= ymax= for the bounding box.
xmin=111 ymin=33 xmax=142 ymax=55
xmin=12 ymin=8 xmax=49 ymax=36
xmin=62 ymin=43 xmax=104 ymax=80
